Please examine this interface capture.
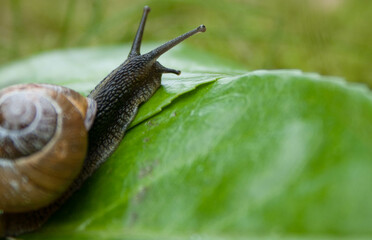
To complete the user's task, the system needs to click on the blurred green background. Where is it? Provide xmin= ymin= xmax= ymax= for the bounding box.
xmin=0 ymin=0 xmax=371 ymax=85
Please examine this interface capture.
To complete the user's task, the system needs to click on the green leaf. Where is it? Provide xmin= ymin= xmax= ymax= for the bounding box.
xmin=1 ymin=45 xmax=372 ymax=239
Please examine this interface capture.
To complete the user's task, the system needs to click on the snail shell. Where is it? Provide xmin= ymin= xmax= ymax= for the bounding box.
xmin=0 ymin=84 xmax=96 ymax=212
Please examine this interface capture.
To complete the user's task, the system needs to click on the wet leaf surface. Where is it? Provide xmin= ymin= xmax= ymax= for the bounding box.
xmin=1 ymin=45 xmax=371 ymax=239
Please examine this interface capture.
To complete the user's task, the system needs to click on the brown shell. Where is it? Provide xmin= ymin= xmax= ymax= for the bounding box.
xmin=0 ymin=84 xmax=97 ymax=212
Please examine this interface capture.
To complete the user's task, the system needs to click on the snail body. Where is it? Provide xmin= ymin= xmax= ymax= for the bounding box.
xmin=0 ymin=6 xmax=206 ymax=237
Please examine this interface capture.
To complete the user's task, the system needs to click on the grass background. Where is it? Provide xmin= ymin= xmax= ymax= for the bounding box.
xmin=0 ymin=0 xmax=371 ymax=85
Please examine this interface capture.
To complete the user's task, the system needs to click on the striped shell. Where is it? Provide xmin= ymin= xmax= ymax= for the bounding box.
xmin=0 ymin=84 xmax=97 ymax=212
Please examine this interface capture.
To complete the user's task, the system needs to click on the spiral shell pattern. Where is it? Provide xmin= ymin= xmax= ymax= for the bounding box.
xmin=0 ymin=84 xmax=97 ymax=212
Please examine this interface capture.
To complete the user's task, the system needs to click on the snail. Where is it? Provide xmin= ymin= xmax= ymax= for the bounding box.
xmin=0 ymin=6 xmax=206 ymax=237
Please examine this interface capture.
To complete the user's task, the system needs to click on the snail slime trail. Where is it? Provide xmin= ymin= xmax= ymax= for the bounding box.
xmin=0 ymin=6 xmax=206 ymax=237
